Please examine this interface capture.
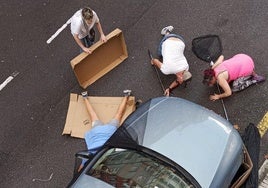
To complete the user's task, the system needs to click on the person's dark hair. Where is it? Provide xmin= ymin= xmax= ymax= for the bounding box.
xmin=203 ymin=68 xmax=215 ymax=85
xmin=82 ymin=7 xmax=93 ymax=20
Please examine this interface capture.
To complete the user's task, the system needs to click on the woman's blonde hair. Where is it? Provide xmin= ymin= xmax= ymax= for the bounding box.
xmin=82 ymin=7 xmax=93 ymax=20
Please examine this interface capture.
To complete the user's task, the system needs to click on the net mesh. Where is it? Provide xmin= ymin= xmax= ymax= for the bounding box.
xmin=192 ymin=35 xmax=222 ymax=62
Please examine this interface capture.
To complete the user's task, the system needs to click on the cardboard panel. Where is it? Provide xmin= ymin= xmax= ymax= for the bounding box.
xmin=70 ymin=28 xmax=128 ymax=89
xmin=63 ymin=93 xmax=135 ymax=139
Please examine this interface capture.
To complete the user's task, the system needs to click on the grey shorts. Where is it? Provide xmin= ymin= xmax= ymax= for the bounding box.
xmin=92 ymin=119 xmax=119 ymax=128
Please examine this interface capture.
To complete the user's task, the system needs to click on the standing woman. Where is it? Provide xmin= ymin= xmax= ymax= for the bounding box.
xmin=70 ymin=7 xmax=107 ymax=53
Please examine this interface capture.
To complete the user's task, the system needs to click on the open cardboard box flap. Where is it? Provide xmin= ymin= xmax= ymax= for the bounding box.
xmin=70 ymin=28 xmax=128 ymax=89
xmin=63 ymin=93 xmax=135 ymax=139
xmin=230 ymin=146 xmax=253 ymax=188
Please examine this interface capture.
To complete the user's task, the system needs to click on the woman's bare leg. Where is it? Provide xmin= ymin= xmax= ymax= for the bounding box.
xmin=113 ymin=90 xmax=131 ymax=126
xmin=81 ymin=91 xmax=100 ymax=122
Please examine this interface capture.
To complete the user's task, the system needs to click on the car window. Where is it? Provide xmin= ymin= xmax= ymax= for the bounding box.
xmin=85 ymin=148 xmax=195 ymax=188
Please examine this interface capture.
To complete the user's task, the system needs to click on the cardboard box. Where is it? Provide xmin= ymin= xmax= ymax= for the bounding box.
xmin=70 ymin=28 xmax=128 ymax=89
xmin=63 ymin=93 xmax=135 ymax=139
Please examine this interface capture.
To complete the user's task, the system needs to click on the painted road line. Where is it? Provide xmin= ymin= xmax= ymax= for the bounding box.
xmin=258 ymin=112 xmax=268 ymax=187
xmin=258 ymin=111 xmax=268 ymax=138
xmin=46 ymin=19 xmax=71 ymax=44
xmin=0 ymin=71 xmax=19 ymax=91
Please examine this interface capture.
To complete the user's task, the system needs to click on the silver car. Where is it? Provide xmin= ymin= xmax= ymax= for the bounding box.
xmin=68 ymin=97 xmax=252 ymax=188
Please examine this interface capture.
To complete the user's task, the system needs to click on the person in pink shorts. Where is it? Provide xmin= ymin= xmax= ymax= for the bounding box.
xmin=203 ymin=54 xmax=265 ymax=101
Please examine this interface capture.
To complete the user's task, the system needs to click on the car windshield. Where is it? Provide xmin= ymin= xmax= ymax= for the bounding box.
xmin=86 ymin=148 xmax=195 ymax=188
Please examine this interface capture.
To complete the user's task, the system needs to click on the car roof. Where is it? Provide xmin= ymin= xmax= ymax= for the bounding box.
xmin=107 ymin=97 xmax=243 ymax=187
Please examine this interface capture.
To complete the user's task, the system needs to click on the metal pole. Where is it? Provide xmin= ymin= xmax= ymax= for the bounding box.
xmin=148 ymin=50 xmax=165 ymax=93
xmin=216 ymin=83 xmax=229 ymax=121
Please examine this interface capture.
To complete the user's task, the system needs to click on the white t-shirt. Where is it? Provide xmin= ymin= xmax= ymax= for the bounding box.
xmin=70 ymin=9 xmax=99 ymax=39
xmin=161 ymin=39 xmax=189 ymax=75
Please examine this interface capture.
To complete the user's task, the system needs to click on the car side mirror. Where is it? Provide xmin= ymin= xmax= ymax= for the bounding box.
xmin=73 ymin=150 xmax=95 ymax=177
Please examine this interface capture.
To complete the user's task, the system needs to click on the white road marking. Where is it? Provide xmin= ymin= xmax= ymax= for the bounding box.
xmin=0 ymin=71 xmax=19 ymax=91
xmin=46 ymin=19 xmax=71 ymax=44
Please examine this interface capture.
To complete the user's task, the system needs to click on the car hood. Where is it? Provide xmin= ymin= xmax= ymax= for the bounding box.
xmin=107 ymin=97 xmax=243 ymax=187
xmin=72 ymin=175 xmax=114 ymax=188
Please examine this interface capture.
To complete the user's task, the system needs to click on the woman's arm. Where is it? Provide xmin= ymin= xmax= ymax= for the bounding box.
xmin=212 ymin=55 xmax=224 ymax=69
xmin=164 ymin=72 xmax=183 ymax=96
xmin=73 ymin=34 xmax=92 ymax=53
xmin=96 ymin=22 xmax=107 ymax=42
xmin=209 ymin=72 xmax=232 ymax=101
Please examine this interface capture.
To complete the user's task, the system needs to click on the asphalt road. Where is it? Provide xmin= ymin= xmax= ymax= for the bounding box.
xmin=0 ymin=0 xmax=267 ymax=187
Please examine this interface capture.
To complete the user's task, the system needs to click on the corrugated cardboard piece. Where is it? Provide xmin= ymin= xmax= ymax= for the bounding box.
xmin=63 ymin=93 xmax=135 ymax=139
xmin=70 ymin=28 xmax=128 ymax=89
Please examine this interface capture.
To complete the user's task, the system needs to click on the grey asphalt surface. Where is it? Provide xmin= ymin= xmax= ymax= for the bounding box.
xmin=1 ymin=0 xmax=267 ymax=187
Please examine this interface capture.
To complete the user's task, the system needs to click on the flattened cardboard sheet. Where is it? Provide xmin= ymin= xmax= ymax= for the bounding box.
xmin=63 ymin=93 xmax=135 ymax=139
xmin=70 ymin=28 xmax=128 ymax=89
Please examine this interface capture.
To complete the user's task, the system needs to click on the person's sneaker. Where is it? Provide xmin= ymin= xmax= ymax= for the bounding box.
xmin=123 ymin=89 xmax=132 ymax=96
xmin=252 ymin=75 xmax=265 ymax=82
xmin=81 ymin=91 xmax=88 ymax=98
xmin=161 ymin=26 xmax=174 ymax=35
